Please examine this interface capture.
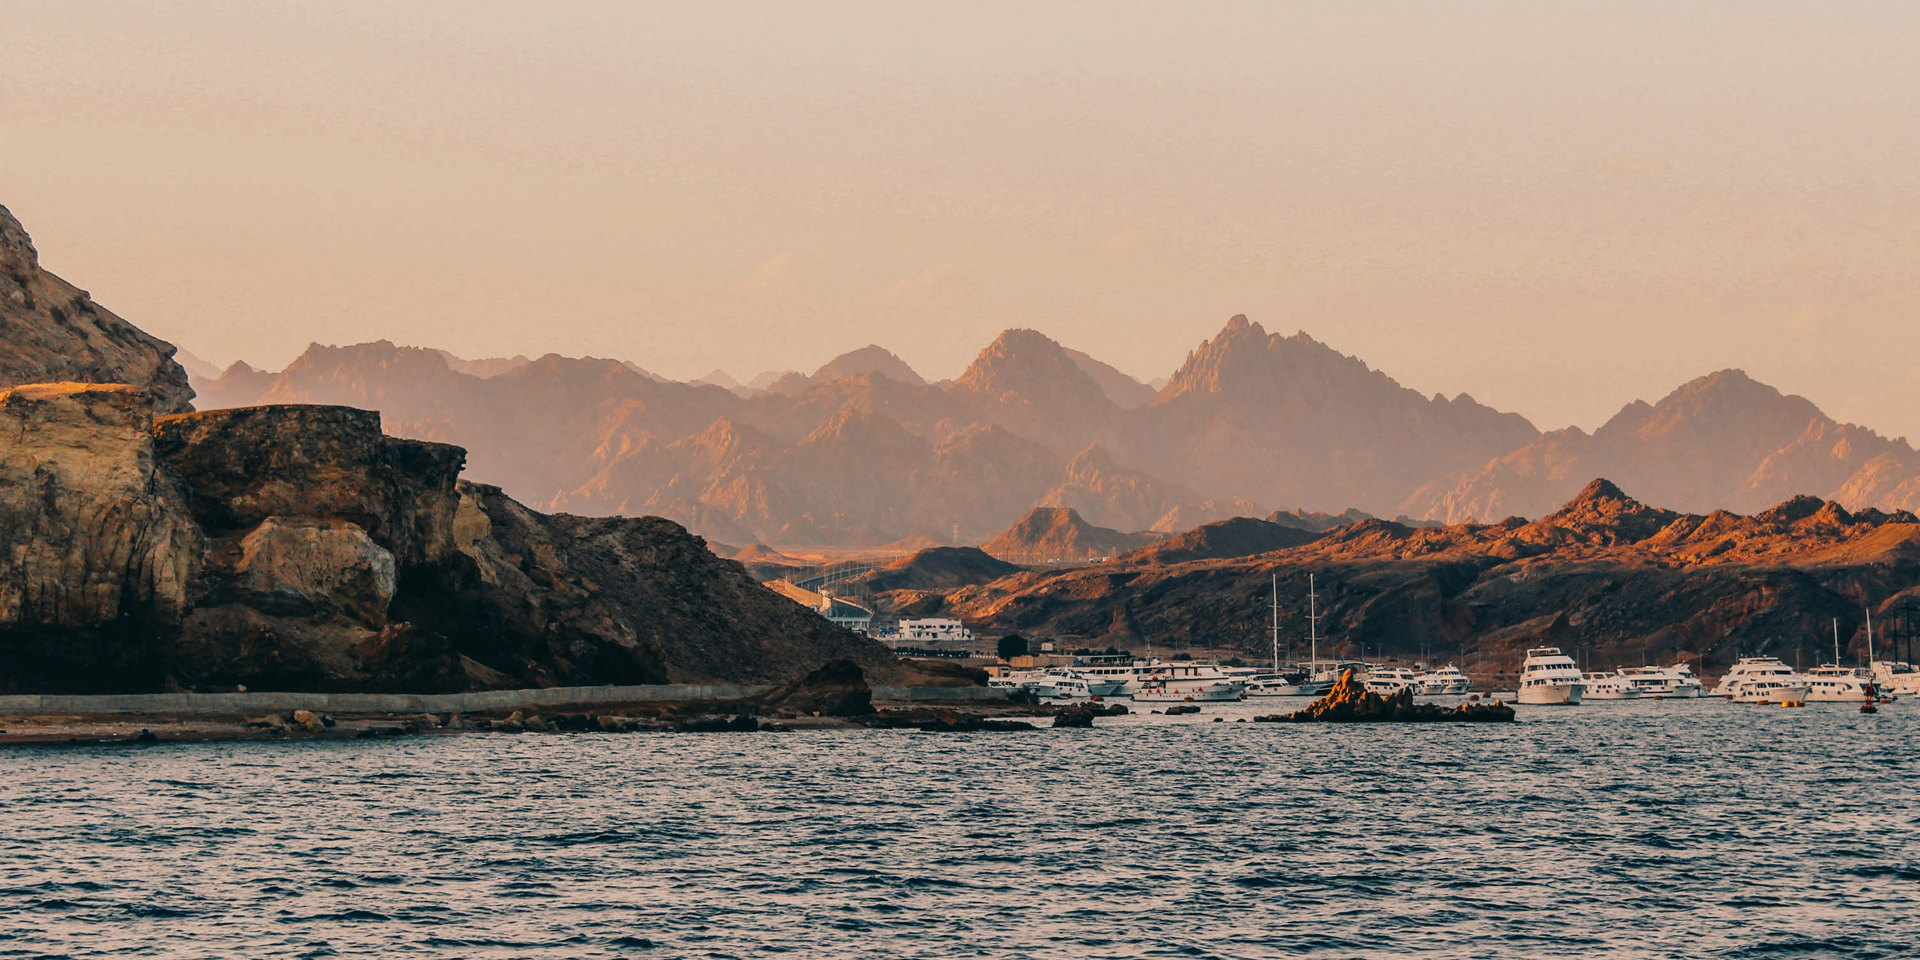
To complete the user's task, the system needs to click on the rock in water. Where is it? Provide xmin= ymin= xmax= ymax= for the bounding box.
xmin=1260 ymin=669 xmax=1515 ymax=723
xmin=752 ymin=659 xmax=875 ymax=717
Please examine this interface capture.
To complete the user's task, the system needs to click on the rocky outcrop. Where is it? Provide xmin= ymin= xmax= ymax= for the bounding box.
xmin=1260 ymin=670 xmax=1514 ymax=723
xmin=851 ymin=546 xmax=1022 ymax=592
xmin=981 ymin=506 xmax=1161 ymax=562
xmin=749 ymin=659 xmax=875 ymax=717
xmin=0 ymin=387 xmax=902 ymax=693
xmin=0 ymin=384 xmax=199 ymax=687
xmin=1120 ymin=516 xmax=1323 ymax=564
xmin=1 ymin=206 xmax=193 ymax=412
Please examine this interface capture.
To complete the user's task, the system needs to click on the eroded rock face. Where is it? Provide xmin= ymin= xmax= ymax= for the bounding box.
xmin=0 ymin=383 xmax=198 ymax=690
xmin=234 ymin=518 xmax=398 ymax=627
xmin=0 ymin=205 xmax=194 ymax=413
xmin=1 ymin=386 xmax=901 ymax=693
xmin=154 ymin=405 xmax=464 ymax=567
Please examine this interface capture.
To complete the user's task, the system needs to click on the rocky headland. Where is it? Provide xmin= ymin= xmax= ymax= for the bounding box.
xmin=0 ymin=382 xmax=906 ymax=694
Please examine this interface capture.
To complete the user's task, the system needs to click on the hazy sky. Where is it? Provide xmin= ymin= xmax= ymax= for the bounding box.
xmin=5 ymin=2 xmax=1919 ymax=438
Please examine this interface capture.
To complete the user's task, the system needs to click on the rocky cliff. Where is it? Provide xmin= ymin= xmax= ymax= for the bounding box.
xmin=1 ymin=205 xmax=194 ymax=412
xmin=0 ymin=383 xmax=897 ymax=693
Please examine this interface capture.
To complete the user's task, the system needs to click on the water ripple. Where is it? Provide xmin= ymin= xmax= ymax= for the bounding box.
xmin=1 ymin=700 xmax=1915 ymax=958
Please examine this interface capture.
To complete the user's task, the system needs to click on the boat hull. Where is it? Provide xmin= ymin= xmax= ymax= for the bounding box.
xmin=1517 ymin=683 xmax=1583 ymax=705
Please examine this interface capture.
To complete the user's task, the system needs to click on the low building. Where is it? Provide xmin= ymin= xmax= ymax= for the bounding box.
xmin=895 ymin=617 xmax=973 ymax=645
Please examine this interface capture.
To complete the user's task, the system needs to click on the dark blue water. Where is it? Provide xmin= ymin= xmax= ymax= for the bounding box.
xmin=3 ymin=700 xmax=1916 ymax=959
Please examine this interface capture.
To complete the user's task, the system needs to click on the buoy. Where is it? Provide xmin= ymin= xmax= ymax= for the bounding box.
xmin=1861 ymin=703 xmax=1878 ymax=714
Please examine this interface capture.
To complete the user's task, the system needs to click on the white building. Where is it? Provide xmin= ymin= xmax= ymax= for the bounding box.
xmin=895 ymin=618 xmax=973 ymax=645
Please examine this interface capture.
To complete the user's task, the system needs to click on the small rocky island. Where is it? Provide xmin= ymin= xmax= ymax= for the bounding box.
xmin=1258 ymin=670 xmax=1515 ymax=723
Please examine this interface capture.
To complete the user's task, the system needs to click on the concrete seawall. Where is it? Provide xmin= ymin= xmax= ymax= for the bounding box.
xmin=0 ymin=684 xmax=1006 ymax=716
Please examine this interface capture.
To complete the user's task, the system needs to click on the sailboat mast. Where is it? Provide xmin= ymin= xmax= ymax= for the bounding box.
xmin=1308 ymin=572 xmax=1319 ymax=669
xmin=1270 ymin=573 xmax=1280 ymax=673
xmin=1866 ymin=607 xmax=1875 ymax=665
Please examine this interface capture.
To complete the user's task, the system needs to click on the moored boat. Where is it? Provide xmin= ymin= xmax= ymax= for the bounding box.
xmin=1616 ymin=663 xmax=1704 ymax=698
xmin=1417 ymin=664 xmax=1472 ymax=695
xmin=1362 ymin=666 xmax=1423 ymax=696
xmin=1580 ymin=671 xmax=1642 ymax=700
xmin=1131 ymin=661 xmax=1246 ymax=701
xmin=1517 ymin=647 xmax=1585 ymax=705
xmin=1710 ymin=657 xmax=1810 ymax=704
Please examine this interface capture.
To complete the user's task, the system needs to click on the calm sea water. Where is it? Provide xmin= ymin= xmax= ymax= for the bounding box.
xmin=3 ymin=700 xmax=1916 ymax=959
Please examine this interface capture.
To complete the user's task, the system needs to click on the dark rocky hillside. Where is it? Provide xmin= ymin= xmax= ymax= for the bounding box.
xmin=934 ymin=480 xmax=1920 ymax=679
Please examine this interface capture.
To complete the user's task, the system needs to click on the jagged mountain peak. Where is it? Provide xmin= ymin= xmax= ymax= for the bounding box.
xmin=812 ymin=344 xmax=925 ymax=386
xmin=1540 ymin=477 xmax=1679 ymax=541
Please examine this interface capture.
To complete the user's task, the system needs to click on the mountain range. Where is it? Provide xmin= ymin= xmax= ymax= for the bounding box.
xmin=191 ymin=314 xmax=1920 ymax=550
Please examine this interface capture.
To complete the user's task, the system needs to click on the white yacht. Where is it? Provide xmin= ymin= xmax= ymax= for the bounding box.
xmin=1069 ymin=657 xmax=1148 ymax=696
xmin=1580 ymin=671 xmax=1642 ymax=700
xmin=1131 ymin=661 xmax=1246 ymax=702
xmin=1803 ymin=664 xmax=1877 ymax=703
xmin=1616 ymin=663 xmax=1704 ymax=698
xmin=1517 ymin=647 xmax=1585 ymax=705
xmin=1417 ymin=664 xmax=1472 ymax=695
xmin=1066 ymin=657 xmax=1133 ymax=696
xmin=1362 ymin=666 xmax=1423 ymax=696
xmin=1870 ymin=661 xmax=1920 ymax=696
xmin=989 ymin=669 xmax=1091 ymax=700
xmin=1711 ymin=658 xmax=1810 ymax=704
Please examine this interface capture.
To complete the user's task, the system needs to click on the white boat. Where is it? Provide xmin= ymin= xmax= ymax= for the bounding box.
xmin=1243 ymin=673 xmax=1314 ymax=696
xmin=1241 ymin=573 xmax=1334 ymax=697
xmin=1036 ymin=674 xmax=1093 ymax=700
xmin=1517 ymin=647 xmax=1585 ymax=705
xmin=1710 ymin=657 xmax=1810 ymax=704
xmin=1064 ymin=657 xmax=1133 ymax=696
xmin=1362 ymin=666 xmax=1423 ymax=696
xmin=1580 ymin=671 xmax=1642 ymax=700
xmin=989 ymin=669 xmax=1092 ymax=700
xmin=1616 ymin=663 xmax=1704 ymax=698
xmin=1803 ymin=665 xmax=1877 ymax=703
xmin=1131 ymin=661 xmax=1246 ymax=702
xmin=1870 ymin=661 xmax=1920 ymax=696
xmin=1417 ymin=664 xmax=1472 ymax=695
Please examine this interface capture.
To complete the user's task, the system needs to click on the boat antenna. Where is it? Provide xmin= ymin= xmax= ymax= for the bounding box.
xmin=1270 ymin=573 xmax=1280 ymax=673
xmin=1833 ymin=618 xmax=1841 ymax=668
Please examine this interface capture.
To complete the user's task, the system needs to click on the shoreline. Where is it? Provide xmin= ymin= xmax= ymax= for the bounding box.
xmin=0 ymin=697 xmax=1066 ymax=746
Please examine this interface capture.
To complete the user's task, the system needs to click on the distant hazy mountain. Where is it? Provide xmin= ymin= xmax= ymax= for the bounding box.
xmin=172 ymin=347 xmax=226 ymax=386
xmin=1405 ymin=370 xmax=1920 ymax=522
xmin=196 ymin=315 xmax=1920 ymax=549
xmin=812 ymin=345 xmax=926 ymax=386
xmin=1125 ymin=315 xmax=1539 ymax=513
